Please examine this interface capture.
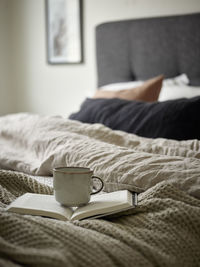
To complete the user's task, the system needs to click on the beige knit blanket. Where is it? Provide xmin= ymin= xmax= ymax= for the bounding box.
xmin=0 ymin=169 xmax=200 ymax=267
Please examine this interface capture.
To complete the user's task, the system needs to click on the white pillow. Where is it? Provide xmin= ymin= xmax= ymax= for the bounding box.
xmin=158 ymin=74 xmax=200 ymax=101
xmin=100 ymin=80 xmax=143 ymax=91
xmin=163 ymin=73 xmax=189 ymax=86
xmin=159 ymin=85 xmax=200 ymax=101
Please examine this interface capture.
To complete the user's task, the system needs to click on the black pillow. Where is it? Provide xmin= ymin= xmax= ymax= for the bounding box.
xmin=69 ymin=96 xmax=200 ymax=140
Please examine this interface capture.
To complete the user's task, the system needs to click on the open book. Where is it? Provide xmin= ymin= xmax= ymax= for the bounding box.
xmin=6 ymin=190 xmax=137 ymax=221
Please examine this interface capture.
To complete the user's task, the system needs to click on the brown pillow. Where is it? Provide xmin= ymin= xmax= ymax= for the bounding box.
xmin=93 ymin=75 xmax=164 ymax=102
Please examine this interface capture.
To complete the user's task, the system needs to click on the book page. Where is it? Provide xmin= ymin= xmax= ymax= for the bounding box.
xmin=6 ymin=193 xmax=74 ymax=221
xmin=71 ymin=190 xmax=133 ymax=221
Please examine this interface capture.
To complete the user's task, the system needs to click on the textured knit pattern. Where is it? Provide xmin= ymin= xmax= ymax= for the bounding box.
xmin=0 ymin=170 xmax=200 ymax=267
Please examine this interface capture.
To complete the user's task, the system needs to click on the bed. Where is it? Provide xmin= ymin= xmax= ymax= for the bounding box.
xmin=0 ymin=13 xmax=200 ymax=267
xmin=70 ymin=13 xmax=200 ymax=140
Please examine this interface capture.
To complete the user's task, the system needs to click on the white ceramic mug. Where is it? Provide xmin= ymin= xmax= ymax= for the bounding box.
xmin=53 ymin=167 xmax=104 ymax=207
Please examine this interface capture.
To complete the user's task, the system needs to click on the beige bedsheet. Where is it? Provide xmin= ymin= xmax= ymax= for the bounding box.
xmin=0 ymin=113 xmax=200 ymax=266
xmin=0 ymin=113 xmax=200 ymax=198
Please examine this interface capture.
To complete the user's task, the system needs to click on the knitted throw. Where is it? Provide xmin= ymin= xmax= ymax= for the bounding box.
xmin=0 ymin=170 xmax=200 ymax=267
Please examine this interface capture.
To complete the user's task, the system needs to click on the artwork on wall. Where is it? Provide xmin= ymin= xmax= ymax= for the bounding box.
xmin=46 ymin=0 xmax=83 ymax=64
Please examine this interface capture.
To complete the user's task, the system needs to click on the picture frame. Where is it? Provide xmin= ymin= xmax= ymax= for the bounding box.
xmin=46 ymin=0 xmax=83 ymax=64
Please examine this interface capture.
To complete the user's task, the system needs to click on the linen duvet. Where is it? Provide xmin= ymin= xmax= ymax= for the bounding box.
xmin=0 ymin=113 xmax=200 ymax=267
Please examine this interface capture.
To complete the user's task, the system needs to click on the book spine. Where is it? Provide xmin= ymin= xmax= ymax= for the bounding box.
xmin=132 ymin=193 xmax=138 ymax=206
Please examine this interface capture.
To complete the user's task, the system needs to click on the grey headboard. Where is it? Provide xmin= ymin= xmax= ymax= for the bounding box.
xmin=96 ymin=13 xmax=200 ymax=87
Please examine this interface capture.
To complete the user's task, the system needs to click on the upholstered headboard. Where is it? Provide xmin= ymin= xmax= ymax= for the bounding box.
xmin=96 ymin=13 xmax=200 ymax=87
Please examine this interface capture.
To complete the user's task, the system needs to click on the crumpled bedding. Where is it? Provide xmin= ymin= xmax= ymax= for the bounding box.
xmin=0 ymin=113 xmax=200 ymax=266
xmin=0 ymin=113 xmax=200 ymax=197
xmin=0 ymin=169 xmax=200 ymax=267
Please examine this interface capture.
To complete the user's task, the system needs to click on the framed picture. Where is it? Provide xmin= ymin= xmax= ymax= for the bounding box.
xmin=46 ymin=0 xmax=83 ymax=64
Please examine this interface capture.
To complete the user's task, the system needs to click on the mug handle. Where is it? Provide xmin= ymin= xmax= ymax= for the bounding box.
xmin=91 ymin=176 xmax=104 ymax=195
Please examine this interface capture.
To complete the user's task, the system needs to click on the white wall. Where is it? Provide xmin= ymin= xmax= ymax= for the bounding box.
xmin=1 ymin=0 xmax=200 ymax=116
